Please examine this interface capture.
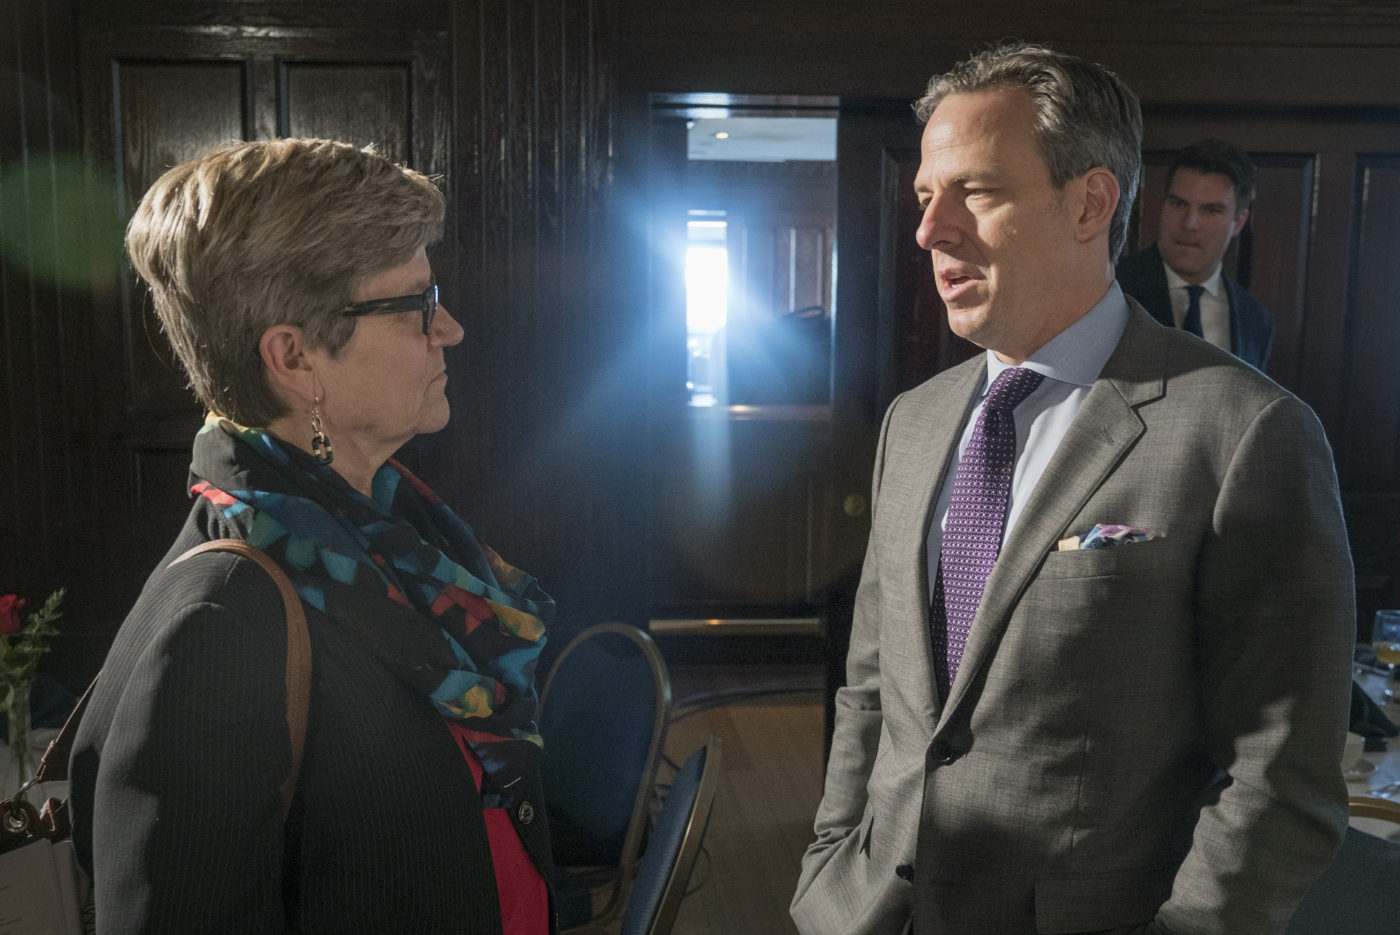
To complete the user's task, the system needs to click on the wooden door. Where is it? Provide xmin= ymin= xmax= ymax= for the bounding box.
xmin=825 ymin=100 xmax=960 ymax=743
xmin=643 ymin=102 xmax=838 ymax=631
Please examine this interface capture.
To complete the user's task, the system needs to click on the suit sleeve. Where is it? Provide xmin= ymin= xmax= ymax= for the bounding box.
xmin=88 ymin=557 xmax=294 ymax=934
xmin=1155 ymin=394 xmax=1354 ymax=934
xmin=791 ymin=396 xmax=900 ymax=933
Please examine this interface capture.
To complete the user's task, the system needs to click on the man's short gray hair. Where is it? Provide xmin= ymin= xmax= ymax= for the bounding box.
xmin=125 ymin=139 xmax=445 ymax=427
xmin=914 ymin=42 xmax=1143 ymax=261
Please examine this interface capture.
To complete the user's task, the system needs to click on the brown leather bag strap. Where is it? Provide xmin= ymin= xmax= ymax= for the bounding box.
xmin=5 ymin=681 xmax=97 ymax=844
xmin=168 ymin=539 xmax=311 ymax=820
xmin=31 ymin=541 xmax=311 ymax=813
xmin=13 ymin=539 xmax=311 ymax=843
xmin=31 ymin=678 xmax=98 ymax=788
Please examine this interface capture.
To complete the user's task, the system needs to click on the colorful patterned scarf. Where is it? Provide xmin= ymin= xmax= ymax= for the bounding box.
xmin=188 ymin=415 xmax=553 ymax=808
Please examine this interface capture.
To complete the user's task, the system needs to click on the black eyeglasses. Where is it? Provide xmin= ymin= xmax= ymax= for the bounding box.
xmin=339 ymin=281 xmax=439 ymax=334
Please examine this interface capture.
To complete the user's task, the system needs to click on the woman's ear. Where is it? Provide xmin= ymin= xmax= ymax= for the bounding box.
xmin=259 ymin=324 xmax=317 ymax=407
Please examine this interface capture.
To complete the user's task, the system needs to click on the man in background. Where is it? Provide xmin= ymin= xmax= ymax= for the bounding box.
xmin=1117 ymin=139 xmax=1273 ymax=369
xmin=791 ymin=43 xmax=1353 ymax=934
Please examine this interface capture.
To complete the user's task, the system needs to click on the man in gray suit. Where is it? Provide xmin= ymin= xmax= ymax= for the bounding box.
xmin=791 ymin=43 xmax=1354 ymax=935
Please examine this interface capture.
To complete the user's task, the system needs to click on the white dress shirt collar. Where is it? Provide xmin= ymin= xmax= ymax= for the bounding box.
xmin=1162 ymin=259 xmax=1224 ymax=299
xmin=1161 ymin=257 xmax=1231 ymax=349
xmin=983 ymin=281 xmax=1130 ymax=392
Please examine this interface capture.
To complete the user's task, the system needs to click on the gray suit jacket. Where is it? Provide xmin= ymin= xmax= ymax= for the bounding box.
xmin=792 ymin=303 xmax=1354 ymax=935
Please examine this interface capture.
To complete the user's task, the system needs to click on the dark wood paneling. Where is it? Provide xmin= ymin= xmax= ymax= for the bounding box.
xmin=1241 ymin=155 xmax=1314 ymax=390
xmin=114 ymin=61 xmax=247 ymax=412
xmin=115 ymin=61 xmax=249 ymax=205
xmin=132 ymin=447 xmax=198 ymax=519
xmin=445 ymin=0 xmax=623 ymax=645
xmin=620 ymin=1 xmax=1400 ymax=105
xmin=1345 ymin=157 xmax=1400 ymax=491
xmin=650 ymin=413 xmax=829 ymax=614
xmin=1346 ymin=492 xmax=1400 ymax=638
xmin=78 ymin=0 xmax=451 ymax=31
xmin=1 ymin=0 xmax=111 ymax=691
xmin=282 ymin=64 xmax=412 ymax=162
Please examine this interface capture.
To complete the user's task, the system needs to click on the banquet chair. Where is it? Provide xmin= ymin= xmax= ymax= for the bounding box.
xmin=539 ymin=623 xmax=672 ymax=926
xmin=1284 ymin=796 xmax=1400 ymax=934
xmin=565 ymin=737 xmax=724 ymax=935
xmin=1346 ymin=793 xmax=1400 ymax=823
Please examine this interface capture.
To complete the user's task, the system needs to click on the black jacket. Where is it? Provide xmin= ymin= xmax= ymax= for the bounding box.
xmin=70 ymin=507 xmax=553 ymax=934
xmin=1116 ymin=243 xmax=1273 ymax=371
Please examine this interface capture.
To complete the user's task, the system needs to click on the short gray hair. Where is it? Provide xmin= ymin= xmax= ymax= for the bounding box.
xmin=914 ymin=43 xmax=1142 ymax=261
xmin=125 ymin=138 xmax=445 ymax=426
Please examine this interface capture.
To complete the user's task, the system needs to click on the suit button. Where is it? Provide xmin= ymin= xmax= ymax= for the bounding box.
xmin=895 ymin=864 xmax=915 ymax=882
xmin=929 ymin=741 xmax=957 ymax=766
xmin=517 ymin=801 xmax=535 ymax=824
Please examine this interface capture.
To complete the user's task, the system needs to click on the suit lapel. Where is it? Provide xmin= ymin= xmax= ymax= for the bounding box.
xmin=935 ymin=305 xmax=1168 ymax=730
xmin=1224 ymin=275 xmax=1244 ymax=355
xmin=1140 ymin=245 xmax=1174 ymax=330
xmin=892 ymin=358 xmax=985 ymax=721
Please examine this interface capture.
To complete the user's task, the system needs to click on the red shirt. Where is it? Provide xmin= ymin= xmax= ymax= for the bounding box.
xmin=448 ymin=724 xmax=550 ymax=935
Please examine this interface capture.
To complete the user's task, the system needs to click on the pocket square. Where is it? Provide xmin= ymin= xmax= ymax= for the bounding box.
xmin=1057 ymin=523 xmax=1157 ymax=552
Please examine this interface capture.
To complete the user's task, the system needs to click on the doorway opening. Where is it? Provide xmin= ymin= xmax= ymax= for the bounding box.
xmin=647 ymin=94 xmax=837 ymax=640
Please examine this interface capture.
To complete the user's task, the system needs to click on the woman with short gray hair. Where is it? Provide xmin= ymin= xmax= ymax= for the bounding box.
xmin=70 ymin=138 xmax=555 ymax=934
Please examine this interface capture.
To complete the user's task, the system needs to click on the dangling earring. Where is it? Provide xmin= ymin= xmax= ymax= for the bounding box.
xmin=310 ymin=396 xmax=334 ymax=466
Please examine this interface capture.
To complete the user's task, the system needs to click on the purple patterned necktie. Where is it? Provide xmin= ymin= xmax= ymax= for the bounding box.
xmin=931 ymin=366 xmax=1045 ymax=700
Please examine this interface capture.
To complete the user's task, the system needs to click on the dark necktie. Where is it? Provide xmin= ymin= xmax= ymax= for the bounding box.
xmin=1182 ymin=284 xmax=1204 ymax=338
xmin=931 ymin=366 xmax=1045 ymax=700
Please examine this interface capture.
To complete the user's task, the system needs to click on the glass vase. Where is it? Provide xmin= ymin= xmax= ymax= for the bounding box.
xmin=6 ymin=684 xmax=34 ymax=794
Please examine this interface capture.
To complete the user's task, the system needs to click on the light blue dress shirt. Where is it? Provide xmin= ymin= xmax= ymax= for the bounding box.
xmin=926 ymin=282 xmax=1131 ymax=601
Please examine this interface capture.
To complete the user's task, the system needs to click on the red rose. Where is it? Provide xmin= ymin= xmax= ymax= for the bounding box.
xmin=0 ymin=595 xmax=25 ymax=635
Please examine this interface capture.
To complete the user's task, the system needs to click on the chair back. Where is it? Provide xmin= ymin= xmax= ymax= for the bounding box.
xmin=539 ymin=623 xmax=672 ymax=872
xmin=1347 ymin=794 xmax=1400 ymax=823
xmin=621 ymin=736 xmax=724 ymax=935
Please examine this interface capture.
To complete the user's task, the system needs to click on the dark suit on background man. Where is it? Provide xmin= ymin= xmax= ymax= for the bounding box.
xmin=1117 ymin=242 xmax=1272 ymax=370
xmin=792 ymin=45 xmax=1353 ymax=935
xmin=1117 ymin=138 xmax=1273 ymax=371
